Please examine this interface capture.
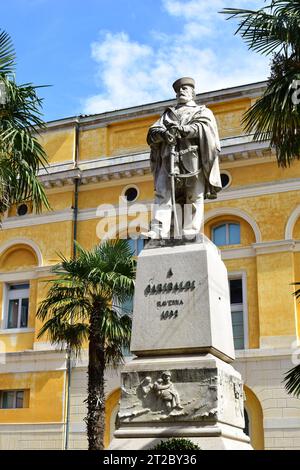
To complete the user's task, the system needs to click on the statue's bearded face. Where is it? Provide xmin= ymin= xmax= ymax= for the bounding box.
xmin=176 ymin=85 xmax=194 ymax=104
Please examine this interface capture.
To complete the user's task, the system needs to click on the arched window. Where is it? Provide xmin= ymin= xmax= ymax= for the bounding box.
xmin=212 ymin=222 xmax=240 ymax=246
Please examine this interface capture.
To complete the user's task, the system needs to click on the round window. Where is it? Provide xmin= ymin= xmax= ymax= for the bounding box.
xmin=123 ymin=186 xmax=138 ymax=202
xmin=17 ymin=204 xmax=28 ymax=216
xmin=220 ymin=172 xmax=230 ymax=189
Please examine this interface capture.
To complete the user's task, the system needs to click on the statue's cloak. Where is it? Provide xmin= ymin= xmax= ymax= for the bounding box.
xmin=147 ymin=104 xmax=222 ymax=198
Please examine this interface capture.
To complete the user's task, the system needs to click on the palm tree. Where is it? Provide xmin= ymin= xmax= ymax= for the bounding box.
xmin=0 ymin=30 xmax=49 ymax=217
xmin=221 ymin=1 xmax=300 ymax=167
xmin=283 ymin=283 xmax=300 ymax=398
xmin=36 ymin=240 xmax=135 ymax=450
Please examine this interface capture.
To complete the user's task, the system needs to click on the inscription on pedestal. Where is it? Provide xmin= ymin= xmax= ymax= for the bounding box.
xmin=144 ymin=273 xmax=196 ymax=321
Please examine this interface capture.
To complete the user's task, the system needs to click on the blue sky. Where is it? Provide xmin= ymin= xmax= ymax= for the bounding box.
xmin=2 ymin=0 xmax=270 ymax=122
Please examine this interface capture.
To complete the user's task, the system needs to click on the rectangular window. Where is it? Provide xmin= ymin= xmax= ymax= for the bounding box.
xmin=6 ymin=283 xmax=29 ymax=329
xmin=0 ymin=390 xmax=25 ymax=409
xmin=229 ymin=278 xmax=245 ymax=350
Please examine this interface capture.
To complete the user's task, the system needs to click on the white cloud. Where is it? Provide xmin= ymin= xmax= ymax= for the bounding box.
xmin=163 ymin=0 xmax=263 ymax=20
xmin=83 ymin=0 xmax=269 ymax=114
xmin=163 ymin=0 xmax=227 ymax=20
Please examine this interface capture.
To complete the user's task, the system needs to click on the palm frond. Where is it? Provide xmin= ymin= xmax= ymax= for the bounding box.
xmin=292 ymin=281 xmax=300 ymax=301
xmin=242 ymin=63 xmax=300 ymax=167
xmin=37 ymin=240 xmax=135 ymax=364
xmin=221 ymin=2 xmax=300 ymax=56
xmin=37 ymin=282 xmax=91 ymax=322
xmin=103 ymin=310 xmax=132 ymax=367
xmin=38 ymin=316 xmax=89 ymax=356
xmin=0 ymin=30 xmax=15 ymax=75
xmin=0 ymin=43 xmax=50 ymax=216
xmin=284 ymin=364 xmax=300 ymax=397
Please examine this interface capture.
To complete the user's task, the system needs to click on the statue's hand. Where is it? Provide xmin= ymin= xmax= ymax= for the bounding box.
xmin=164 ymin=130 xmax=176 ymax=144
xmin=168 ymin=124 xmax=191 ymax=139
xmin=178 ymin=125 xmax=192 ymax=137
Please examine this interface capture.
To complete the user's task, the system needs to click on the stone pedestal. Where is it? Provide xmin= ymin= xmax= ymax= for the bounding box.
xmin=110 ymin=239 xmax=252 ymax=450
xmin=131 ymin=238 xmax=235 ymax=362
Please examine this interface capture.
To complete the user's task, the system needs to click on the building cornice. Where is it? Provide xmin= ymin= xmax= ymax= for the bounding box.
xmin=37 ymin=135 xmax=273 ymax=189
xmin=43 ymin=81 xmax=266 ymax=131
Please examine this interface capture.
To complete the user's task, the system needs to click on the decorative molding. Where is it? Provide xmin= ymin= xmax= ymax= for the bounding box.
xmin=253 ymin=239 xmax=296 ymax=255
xmin=0 ymin=328 xmax=34 ymax=335
xmin=0 ymin=267 xmax=53 ymax=282
xmin=0 ymin=238 xmax=44 ymax=266
xmin=221 ymin=247 xmax=255 ymax=260
xmin=204 ymin=207 xmax=262 ymax=243
xmin=2 ymin=209 xmax=73 ymax=230
xmin=285 ymin=205 xmax=300 ymax=240
xmin=38 ymin=160 xmax=75 ymax=176
xmin=37 ymin=137 xmax=274 ymax=189
xmin=215 ymin=178 xmax=300 ymax=202
xmin=0 ymin=350 xmax=67 ymax=374
xmin=220 ymin=240 xmax=300 ymax=259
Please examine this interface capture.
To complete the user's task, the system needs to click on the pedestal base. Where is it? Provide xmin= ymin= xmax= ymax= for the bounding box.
xmin=110 ymin=425 xmax=252 ymax=450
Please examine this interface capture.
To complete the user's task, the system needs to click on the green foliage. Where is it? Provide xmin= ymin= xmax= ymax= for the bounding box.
xmin=221 ymin=1 xmax=300 ymax=167
xmin=284 ymin=364 xmax=300 ymax=397
xmin=0 ymin=31 xmax=15 ymax=75
xmin=37 ymin=239 xmax=136 ymax=450
xmin=0 ymin=29 xmax=49 ymax=216
xmin=151 ymin=438 xmax=201 ymax=451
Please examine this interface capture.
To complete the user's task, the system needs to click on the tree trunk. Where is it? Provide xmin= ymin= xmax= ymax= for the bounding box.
xmin=86 ymin=309 xmax=105 ymax=450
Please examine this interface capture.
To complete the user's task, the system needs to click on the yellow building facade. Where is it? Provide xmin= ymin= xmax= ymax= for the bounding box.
xmin=0 ymin=81 xmax=300 ymax=450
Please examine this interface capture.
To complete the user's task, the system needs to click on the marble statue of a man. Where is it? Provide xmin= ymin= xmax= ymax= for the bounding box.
xmin=145 ymin=77 xmax=222 ymax=239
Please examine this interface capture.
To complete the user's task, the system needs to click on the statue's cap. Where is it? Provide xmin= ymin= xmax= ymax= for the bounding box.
xmin=162 ymin=370 xmax=171 ymax=377
xmin=172 ymin=77 xmax=195 ymax=92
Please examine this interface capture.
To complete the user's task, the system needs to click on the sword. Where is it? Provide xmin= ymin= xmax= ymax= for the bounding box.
xmin=169 ymin=129 xmax=180 ymax=238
